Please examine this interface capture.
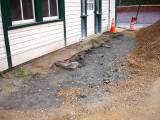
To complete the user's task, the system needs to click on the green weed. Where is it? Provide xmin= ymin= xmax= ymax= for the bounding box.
xmin=28 ymin=70 xmax=33 ymax=76
xmin=91 ymin=39 xmax=100 ymax=46
xmin=0 ymin=72 xmax=3 ymax=78
xmin=12 ymin=70 xmax=16 ymax=75
xmin=110 ymin=34 xmax=116 ymax=38
xmin=5 ymin=74 xmax=9 ymax=78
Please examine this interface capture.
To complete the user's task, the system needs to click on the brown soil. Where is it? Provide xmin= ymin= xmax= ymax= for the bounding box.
xmin=78 ymin=21 xmax=160 ymax=120
xmin=126 ymin=20 xmax=160 ymax=76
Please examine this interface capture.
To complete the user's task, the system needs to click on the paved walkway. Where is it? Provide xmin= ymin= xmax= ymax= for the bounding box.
xmin=118 ymin=12 xmax=160 ymax=24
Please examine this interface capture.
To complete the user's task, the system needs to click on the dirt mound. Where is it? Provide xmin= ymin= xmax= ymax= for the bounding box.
xmin=126 ymin=20 xmax=160 ymax=76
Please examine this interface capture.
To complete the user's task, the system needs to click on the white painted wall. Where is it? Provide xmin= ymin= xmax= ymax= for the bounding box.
xmin=0 ymin=8 xmax=8 ymax=71
xmin=65 ymin=0 xmax=81 ymax=46
xmin=102 ymin=0 xmax=109 ymax=32
xmin=8 ymin=22 xmax=64 ymax=67
xmin=110 ymin=0 xmax=115 ymax=24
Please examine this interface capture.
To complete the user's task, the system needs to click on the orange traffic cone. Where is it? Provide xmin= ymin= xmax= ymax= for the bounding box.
xmin=110 ymin=18 xmax=115 ymax=33
xmin=130 ymin=18 xmax=135 ymax=30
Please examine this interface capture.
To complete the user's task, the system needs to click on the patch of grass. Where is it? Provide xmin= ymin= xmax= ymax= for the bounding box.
xmin=16 ymin=68 xmax=25 ymax=78
xmin=5 ymin=74 xmax=9 ymax=78
xmin=12 ymin=70 xmax=16 ymax=75
xmin=91 ymin=39 xmax=100 ymax=46
xmin=28 ymin=70 xmax=33 ymax=76
xmin=0 ymin=68 xmax=34 ymax=79
xmin=0 ymin=71 xmax=3 ymax=78
xmin=110 ymin=34 xmax=116 ymax=38
xmin=77 ymin=46 xmax=84 ymax=51
xmin=76 ymin=41 xmax=82 ymax=46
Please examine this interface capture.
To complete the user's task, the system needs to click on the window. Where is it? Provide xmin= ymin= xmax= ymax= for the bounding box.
xmin=9 ymin=0 xmax=60 ymax=25
xmin=10 ymin=0 xmax=35 ymax=25
xmin=42 ymin=0 xmax=59 ymax=20
xmin=87 ymin=0 xmax=94 ymax=10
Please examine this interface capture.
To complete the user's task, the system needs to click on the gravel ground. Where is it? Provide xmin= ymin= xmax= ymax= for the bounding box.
xmin=0 ymin=35 xmax=137 ymax=110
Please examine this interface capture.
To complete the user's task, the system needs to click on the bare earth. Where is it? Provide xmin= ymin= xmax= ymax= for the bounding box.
xmin=0 ymin=21 xmax=160 ymax=120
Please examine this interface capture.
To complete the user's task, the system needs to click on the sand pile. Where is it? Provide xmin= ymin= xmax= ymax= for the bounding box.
xmin=126 ymin=20 xmax=160 ymax=76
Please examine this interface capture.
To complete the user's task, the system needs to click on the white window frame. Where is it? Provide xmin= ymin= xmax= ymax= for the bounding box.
xmin=43 ymin=0 xmax=59 ymax=21
xmin=12 ymin=0 xmax=35 ymax=25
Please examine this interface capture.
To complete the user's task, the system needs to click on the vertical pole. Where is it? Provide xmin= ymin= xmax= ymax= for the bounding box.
xmin=62 ymin=0 xmax=66 ymax=46
xmin=94 ymin=0 xmax=97 ymax=34
xmin=119 ymin=0 xmax=121 ymax=6
xmin=136 ymin=0 xmax=142 ymax=18
xmin=108 ymin=0 xmax=110 ymax=31
xmin=85 ymin=0 xmax=87 ymax=37
xmin=0 ymin=0 xmax=12 ymax=68
xmin=115 ymin=0 xmax=117 ymax=27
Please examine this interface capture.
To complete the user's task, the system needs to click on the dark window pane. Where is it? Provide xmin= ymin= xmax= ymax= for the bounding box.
xmin=42 ymin=0 xmax=49 ymax=17
xmin=50 ymin=0 xmax=57 ymax=16
xmin=10 ymin=0 xmax=22 ymax=21
xmin=22 ymin=0 xmax=34 ymax=20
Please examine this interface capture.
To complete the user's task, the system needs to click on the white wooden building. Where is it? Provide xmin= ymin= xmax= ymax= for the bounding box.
xmin=0 ymin=0 xmax=115 ymax=71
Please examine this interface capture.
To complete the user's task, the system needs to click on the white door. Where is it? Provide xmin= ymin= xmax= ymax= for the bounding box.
xmin=87 ymin=0 xmax=94 ymax=35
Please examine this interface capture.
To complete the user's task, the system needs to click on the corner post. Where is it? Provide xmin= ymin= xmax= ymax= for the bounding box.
xmin=0 ymin=0 xmax=12 ymax=68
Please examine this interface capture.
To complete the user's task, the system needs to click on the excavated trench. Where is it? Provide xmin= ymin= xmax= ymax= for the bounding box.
xmin=0 ymin=34 xmax=137 ymax=110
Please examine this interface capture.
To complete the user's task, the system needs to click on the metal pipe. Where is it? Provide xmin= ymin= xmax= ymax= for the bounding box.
xmin=108 ymin=0 xmax=110 ymax=31
xmin=136 ymin=0 xmax=142 ymax=18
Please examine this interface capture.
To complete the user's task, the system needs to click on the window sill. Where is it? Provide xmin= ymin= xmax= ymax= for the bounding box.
xmin=8 ymin=19 xmax=64 ymax=30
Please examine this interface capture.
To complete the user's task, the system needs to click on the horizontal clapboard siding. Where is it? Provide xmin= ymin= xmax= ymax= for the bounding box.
xmin=8 ymin=22 xmax=64 ymax=67
xmin=0 ymin=8 xmax=8 ymax=71
xmin=65 ymin=0 xmax=81 ymax=46
xmin=102 ymin=0 xmax=109 ymax=32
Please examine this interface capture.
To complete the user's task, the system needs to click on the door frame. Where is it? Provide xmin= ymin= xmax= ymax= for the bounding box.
xmin=94 ymin=0 xmax=102 ymax=34
xmin=81 ymin=0 xmax=102 ymax=38
xmin=81 ymin=0 xmax=87 ymax=38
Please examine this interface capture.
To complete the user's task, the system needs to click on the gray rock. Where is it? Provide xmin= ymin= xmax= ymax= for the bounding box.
xmin=131 ymin=72 xmax=138 ymax=75
xmin=99 ymin=62 xmax=103 ymax=65
xmin=103 ymin=88 xmax=110 ymax=93
xmin=79 ymin=93 xmax=87 ymax=98
xmin=103 ymin=79 xmax=110 ymax=84
xmin=107 ymin=74 xmax=112 ymax=77
xmin=113 ymin=69 xmax=118 ymax=72
xmin=12 ymin=81 xmax=21 ymax=87
xmin=0 ymin=88 xmax=2 ymax=92
xmin=54 ymin=61 xmax=79 ymax=69
xmin=78 ymin=55 xmax=84 ymax=60
xmin=121 ymin=64 xmax=125 ymax=66
xmin=105 ymin=45 xmax=111 ymax=48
